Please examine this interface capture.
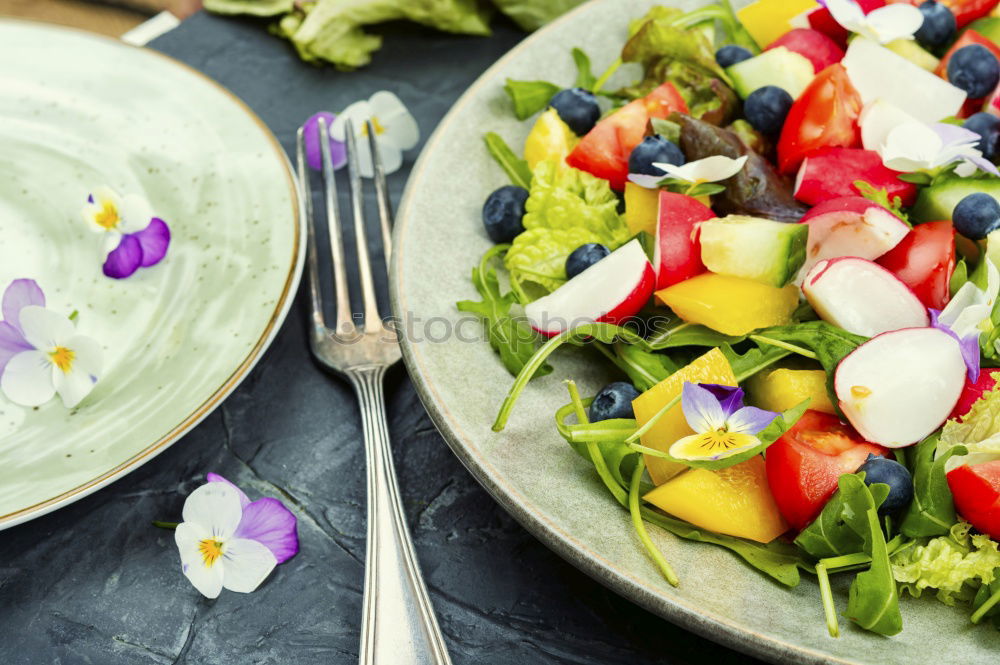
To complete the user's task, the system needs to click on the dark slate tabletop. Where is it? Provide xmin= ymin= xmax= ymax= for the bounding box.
xmin=0 ymin=12 xmax=765 ymax=665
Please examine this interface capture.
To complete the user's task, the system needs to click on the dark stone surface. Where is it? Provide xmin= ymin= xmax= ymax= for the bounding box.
xmin=0 ymin=13 xmax=764 ymax=664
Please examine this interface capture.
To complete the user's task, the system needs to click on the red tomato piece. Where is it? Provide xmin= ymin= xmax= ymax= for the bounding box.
xmin=950 ymin=371 xmax=1000 ymax=420
xmin=937 ymin=30 xmax=1000 ymax=84
xmin=876 ymin=220 xmax=956 ymax=310
xmin=888 ymin=0 xmax=1000 ymax=28
xmin=794 ymin=147 xmax=918 ymax=206
xmin=767 ymin=28 xmax=845 ymax=73
xmin=566 ymin=82 xmax=688 ymax=191
xmin=948 ymin=460 xmax=1000 ymax=539
xmin=765 ymin=410 xmax=888 ymax=531
xmin=777 ymin=64 xmax=863 ymax=175
xmin=654 ymin=191 xmax=714 ymax=290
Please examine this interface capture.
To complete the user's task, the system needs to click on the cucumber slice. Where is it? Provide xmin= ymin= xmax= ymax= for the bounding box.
xmin=884 ymin=39 xmax=939 ymax=73
xmin=700 ymin=215 xmax=808 ymax=287
xmin=911 ymin=176 xmax=1000 ymax=224
xmin=726 ymin=47 xmax=814 ymax=100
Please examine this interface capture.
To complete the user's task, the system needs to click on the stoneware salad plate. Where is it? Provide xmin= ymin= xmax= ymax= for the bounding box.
xmin=0 ymin=22 xmax=304 ymax=529
xmin=393 ymin=0 xmax=1000 ymax=662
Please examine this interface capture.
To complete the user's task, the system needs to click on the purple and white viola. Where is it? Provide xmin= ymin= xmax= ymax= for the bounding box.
xmin=821 ymin=0 xmax=923 ymax=44
xmin=669 ymin=382 xmax=779 ymax=462
xmin=173 ymin=473 xmax=299 ymax=599
xmin=929 ymin=259 xmax=1000 ymax=383
xmin=81 ymin=186 xmax=170 ymax=279
xmin=0 ymin=279 xmax=102 ymax=408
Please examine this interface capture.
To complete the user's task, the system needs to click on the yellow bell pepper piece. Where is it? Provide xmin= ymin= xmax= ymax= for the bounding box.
xmin=524 ymin=108 xmax=578 ymax=171
xmin=737 ymin=0 xmax=820 ymax=48
xmin=746 ymin=367 xmax=835 ymax=415
xmin=656 ymin=273 xmax=799 ymax=336
xmin=644 ymin=456 xmax=789 ymax=543
xmin=624 ymin=183 xmax=660 ymax=236
xmin=632 ymin=347 xmax=737 ymax=485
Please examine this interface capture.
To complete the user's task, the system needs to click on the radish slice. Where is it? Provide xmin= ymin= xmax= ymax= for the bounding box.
xmin=524 ymin=239 xmax=655 ymax=337
xmin=799 ymin=197 xmax=910 ymax=276
xmin=835 ymin=327 xmax=966 ymax=447
xmin=803 ymin=257 xmax=929 ymax=336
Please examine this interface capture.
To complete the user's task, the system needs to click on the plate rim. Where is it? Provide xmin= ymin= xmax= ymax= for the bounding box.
xmin=389 ymin=2 xmax=855 ymax=663
xmin=0 ymin=19 xmax=306 ymax=531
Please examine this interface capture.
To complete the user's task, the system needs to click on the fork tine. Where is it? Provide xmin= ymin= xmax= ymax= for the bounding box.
xmin=318 ymin=117 xmax=354 ymax=334
xmin=344 ymin=119 xmax=382 ymax=331
xmin=295 ymin=127 xmax=327 ymax=339
xmin=365 ymin=119 xmax=393 ymax=266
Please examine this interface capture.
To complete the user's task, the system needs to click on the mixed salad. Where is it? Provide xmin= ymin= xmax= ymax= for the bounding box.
xmin=458 ymin=0 xmax=1000 ymax=639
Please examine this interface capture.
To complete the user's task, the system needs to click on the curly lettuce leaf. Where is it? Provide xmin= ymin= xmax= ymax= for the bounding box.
xmin=490 ymin=0 xmax=588 ymax=31
xmin=893 ymin=523 xmax=1000 ymax=605
xmin=939 ymin=374 xmax=1000 ymax=470
xmin=622 ymin=8 xmax=726 ymax=79
xmin=203 ymin=0 xmax=292 ymax=16
xmin=504 ymin=161 xmax=629 ymax=301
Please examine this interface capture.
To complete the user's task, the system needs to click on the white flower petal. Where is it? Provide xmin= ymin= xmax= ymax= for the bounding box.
xmin=220 ymin=538 xmax=277 ymax=593
xmin=18 ymin=305 xmax=74 ymax=349
xmin=860 ymin=100 xmax=920 ymax=152
xmin=940 ymin=282 xmax=984 ymax=327
xmin=369 ymin=90 xmax=419 ymax=150
xmin=102 ymin=232 xmax=124 ymax=260
xmin=181 ymin=482 xmax=244 ymax=540
xmin=373 ymin=137 xmax=403 ymax=177
xmin=955 ymin=160 xmax=979 ymax=177
xmin=881 ymin=122 xmax=943 ymax=172
xmin=81 ymin=186 xmax=123 ymax=232
xmin=1 ymin=350 xmax=55 ymax=406
xmin=950 ymin=304 xmax=992 ymax=340
xmin=825 ymin=0 xmax=868 ymax=32
xmin=985 ymin=259 xmax=999 ymax=305
xmin=53 ymin=364 xmax=97 ymax=408
xmin=330 ymin=101 xmax=373 ymax=142
xmin=65 ymin=334 xmax=103 ymax=378
xmin=865 ymin=4 xmax=924 ymax=43
xmin=175 ymin=522 xmax=225 ymax=599
xmin=627 ymin=173 xmax=665 ymax=189
xmin=118 ymin=194 xmax=153 ymax=234
xmin=657 ymin=155 xmax=747 ymax=184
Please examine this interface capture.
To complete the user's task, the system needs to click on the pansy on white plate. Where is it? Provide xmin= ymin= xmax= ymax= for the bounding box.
xmin=628 ymin=155 xmax=748 ymax=195
xmin=81 ymin=186 xmax=171 ymax=279
xmin=173 ymin=473 xmax=298 ymax=599
xmin=329 ymin=91 xmax=419 ymax=178
xmin=860 ymin=99 xmax=999 ymax=178
xmin=0 ymin=279 xmax=102 ymax=409
xmin=668 ymin=382 xmax=779 ymax=462
xmin=822 ymin=0 xmax=923 ymax=44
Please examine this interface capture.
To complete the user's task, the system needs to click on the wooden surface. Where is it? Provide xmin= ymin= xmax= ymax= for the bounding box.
xmin=0 ymin=0 xmax=152 ymax=37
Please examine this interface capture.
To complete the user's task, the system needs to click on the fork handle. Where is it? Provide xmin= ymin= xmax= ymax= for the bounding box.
xmin=350 ymin=367 xmax=453 ymax=665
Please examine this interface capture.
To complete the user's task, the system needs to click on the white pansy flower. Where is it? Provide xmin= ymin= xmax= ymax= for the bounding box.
xmin=330 ymin=91 xmax=419 ymax=178
xmin=825 ymin=0 xmax=924 ymax=44
xmin=628 ymin=155 xmax=748 ymax=189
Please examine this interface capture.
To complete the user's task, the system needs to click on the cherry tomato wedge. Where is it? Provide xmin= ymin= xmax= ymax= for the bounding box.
xmin=566 ymin=82 xmax=688 ymax=191
xmin=876 ymin=220 xmax=956 ymax=310
xmin=951 ymin=371 xmax=1000 ymax=420
xmin=948 ymin=460 xmax=1000 ymax=539
xmin=888 ymin=0 xmax=1000 ymax=29
xmin=765 ymin=410 xmax=888 ymax=531
xmin=777 ymin=64 xmax=862 ymax=175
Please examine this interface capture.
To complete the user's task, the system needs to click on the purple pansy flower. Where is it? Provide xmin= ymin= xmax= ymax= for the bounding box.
xmin=302 ymin=111 xmax=347 ymax=172
xmin=82 ymin=186 xmax=170 ymax=279
xmin=0 ymin=279 xmax=102 ymax=408
xmin=174 ymin=473 xmax=299 ymax=598
xmin=669 ymin=382 xmax=779 ymax=461
xmin=930 ymin=309 xmax=982 ymax=383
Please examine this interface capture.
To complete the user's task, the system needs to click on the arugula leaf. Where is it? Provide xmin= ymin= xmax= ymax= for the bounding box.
xmin=611 ymin=343 xmax=678 ymax=391
xmin=456 ymin=246 xmax=552 ymax=379
xmin=654 ymin=400 xmax=809 ymax=471
xmin=838 ymin=474 xmax=903 ymax=636
xmin=645 ymin=319 xmax=746 ymax=350
xmin=571 ymin=47 xmax=596 ymax=89
xmin=900 ymin=434 xmax=966 ymax=538
xmin=796 ymin=480 xmax=891 ymax=559
xmin=720 ymin=344 xmax=792 ymax=382
xmin=853 ymin=180 xmax=910 ymax=225
xmin=972 ymin=576 xmax=1000 ymax=624
xmin=504 ymin=78 xmax=560 ymax=120
xmin=483 ymin=132 xmax=532 ymax=189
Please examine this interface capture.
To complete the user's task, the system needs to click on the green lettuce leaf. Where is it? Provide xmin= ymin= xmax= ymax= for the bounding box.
xmin=939 ymin=374 xmax=1000 ymax=468
xmin=203 ymin=0 xmax=292 ymax=16
xmin=893 ymin=523 xmax=1000 ymax=605
xmin=504 ymin=160 xmax=630 ymax=301
xmin=490 ymin=0 xmax=588 ymax=31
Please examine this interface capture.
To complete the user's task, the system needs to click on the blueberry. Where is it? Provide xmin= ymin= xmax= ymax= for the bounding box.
xmin=716 ymin=44 xmax=753 ymax=68
xmin=589 ymin=382 xmax=641 ymax=421
xmin=915 ymin=0 xmax=957 ymax=50
xmin=953 ymin=192 xmax=1000 ymax=239
xmin=856 ymin=454 xmax=914 ymax=516
xmin=963 ymin=112 xmax=1000 ymax=161
xmin=948 ymin=44 xmax=1000 ymax=99
xmin=549 ymin=87 xmax=601 ymax=136
xmin=482 ymin=185 xmax=528 ymax=243
xmin=744 ymin=85 xmax=794 ymax=136
xmin=628 ymin=135 xmax=686 ymax=175
xmin=565 ymin=243 xmax=610 ymax=279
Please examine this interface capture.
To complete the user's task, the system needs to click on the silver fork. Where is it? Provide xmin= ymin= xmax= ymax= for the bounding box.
xmin=295 ymin=117 xmax=452 ymax=665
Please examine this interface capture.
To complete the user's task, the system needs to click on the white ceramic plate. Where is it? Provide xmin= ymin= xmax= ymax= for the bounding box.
xmin=0 ymin=21 xmax=304 ymax=529
xmin=391 ymin=1 xmax=1000 ymax=662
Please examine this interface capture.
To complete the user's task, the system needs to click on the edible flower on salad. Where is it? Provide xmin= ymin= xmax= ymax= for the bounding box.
xmin=669 ymin=382 xmax=778 ymax=461
xmin=822 ymin=0 xmax=924 ymax=45
xmin=627 ymin=154 xmax=748 ymax=193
